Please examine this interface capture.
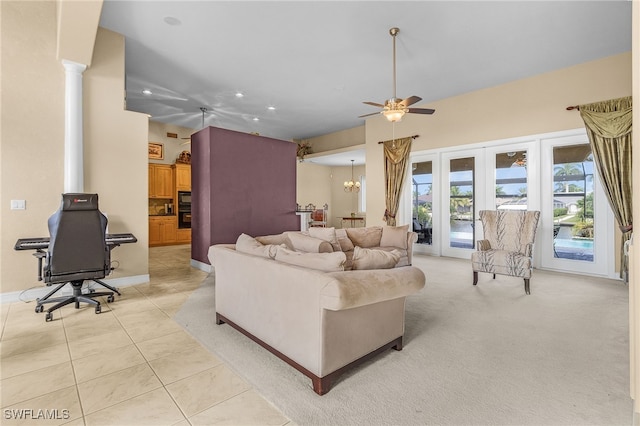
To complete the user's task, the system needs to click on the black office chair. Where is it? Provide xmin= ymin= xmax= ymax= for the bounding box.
xmin=34 ymin=193 xmax=119 ymax=321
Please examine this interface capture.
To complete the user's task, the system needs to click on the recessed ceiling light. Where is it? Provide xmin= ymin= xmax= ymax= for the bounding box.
xmin=142 ymin=89 xmax=152 ymax=95
xmin=235 ymin=92 xmax=244 ymax=98
xmin=267 ymin=106 xmax=276 ymax=111
xmin=163 ymin=16 xmax=181 ymax=26
xmin=253 ymin=117 xmax=259 ymax=121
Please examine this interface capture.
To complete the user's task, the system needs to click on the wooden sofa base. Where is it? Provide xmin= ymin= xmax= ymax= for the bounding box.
xmin=215 ymin=312 xmax=403 ymax=395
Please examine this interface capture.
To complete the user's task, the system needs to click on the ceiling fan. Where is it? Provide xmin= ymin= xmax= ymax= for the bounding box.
xmin=175 ymin=107 xmax=214 ymax=144
xmin=359 ymin=27 xmax=435 ymax=122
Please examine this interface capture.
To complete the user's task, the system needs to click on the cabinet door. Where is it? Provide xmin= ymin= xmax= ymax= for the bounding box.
xmin=176 ymin=228 xmax=191 ymax=243
xmin=148 ymin=165 xmax=155 ymax=197
xmin=175 ymin=165 xmax=191 ymax=190
xmin=149 ymin=218 xmax=162 ymax=245
xmin=155 ymin=166 xmax=174 ymax=198
xmin=162 ymin=217 xmax=177 ymax=243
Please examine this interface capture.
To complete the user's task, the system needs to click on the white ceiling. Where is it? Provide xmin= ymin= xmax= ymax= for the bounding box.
xmin=99 ymin=1 xmax=632 ymax=144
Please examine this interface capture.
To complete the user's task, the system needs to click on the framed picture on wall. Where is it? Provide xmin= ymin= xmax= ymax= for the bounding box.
xmin=148 ymin=142 xmax=164 ymax=160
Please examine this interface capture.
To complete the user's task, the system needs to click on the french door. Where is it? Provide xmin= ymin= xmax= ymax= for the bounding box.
xmin=406 ymin=141 xmax=538 ymax=261
xmin=404 ymin=130 xmax=613 ymax=277
xmin=539 ymin=135 xmax=612 ymax=276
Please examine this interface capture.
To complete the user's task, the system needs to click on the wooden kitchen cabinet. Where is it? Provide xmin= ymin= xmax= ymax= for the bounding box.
xmin=149 ymin=216 xmax=177 ymax=246
xmin=173 ymin=163 xmax=191 ymax=191
xmin=149 ymin=164 xmax=173 ymax=198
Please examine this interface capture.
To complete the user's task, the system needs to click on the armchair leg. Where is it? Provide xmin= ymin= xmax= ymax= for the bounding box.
xmin=473 ymin=271 xmax=478 ymax=285
xmin=524 ymin=279 xmax=530 ymax=295
xmin=492 ymin=274 xmax=496 ymax=279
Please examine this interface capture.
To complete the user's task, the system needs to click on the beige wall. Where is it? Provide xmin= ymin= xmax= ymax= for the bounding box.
xmin=630 ymin=0 xmax=639 ymax=414
xmin=305 ymin=125 xmax=365 ymax=154
xmin=0 ymin=2 xmax=149 ymax=295
xmin=148 ymin=121 xmax=195 ymax=165
xmin=296 ymin=161 xmax=365 ymax=228
xmin=296 ymin=161 xmax=333 ymax=225
xmin=364 ymin=52 xmax=632 ymax=229
xmin=83 ymin=27 xmax=149 ymax=283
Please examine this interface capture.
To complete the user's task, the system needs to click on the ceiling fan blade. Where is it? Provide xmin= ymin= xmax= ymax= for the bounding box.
xmin=399 ymin=96 xmax=422 ymax=108
xmin=358 ymin=111 xmax=381 ymax=118
xmin=407 ymin=108 xmax=436 ymax=115
xmin=363 ymin=101 xmax=385 ymax=108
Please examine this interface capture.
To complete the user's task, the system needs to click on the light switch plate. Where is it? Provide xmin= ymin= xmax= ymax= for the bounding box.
xmin=10 ymin=200 xmax=26 ymax=210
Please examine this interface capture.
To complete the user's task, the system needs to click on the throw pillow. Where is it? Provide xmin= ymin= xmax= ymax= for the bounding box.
xmin=235 ymin=233 xmax=278 ymax=259
xmin=351 ymin=246 xmax=401 ymax=270
xmin=380 ymin=224 xmax=409 ymax=250
xmin=308 ymin=227 xmax=342 ymax=252
xmin=345 ymin=226 xmax=383 ymax=248
xmin=285 ymin=232 xmax=333 ymax=253
xmin=255 ymin=233 xmax=288 ymax=247
xmin=275 ymin=247 xmax=346 ymax=272
xmin=335 ymin=228 xmax=355 ymax=252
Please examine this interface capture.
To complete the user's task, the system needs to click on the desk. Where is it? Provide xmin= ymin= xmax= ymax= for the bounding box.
xmin=340 ymin=217 xmax=366 ymax=228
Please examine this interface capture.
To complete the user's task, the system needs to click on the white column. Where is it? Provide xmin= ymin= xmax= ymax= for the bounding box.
xmin=62 ymin=60 xmax=87 ymax=193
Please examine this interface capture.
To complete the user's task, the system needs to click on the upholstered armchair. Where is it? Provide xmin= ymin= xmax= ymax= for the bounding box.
xmin=471 ymin=210 xmax=541 ymax=295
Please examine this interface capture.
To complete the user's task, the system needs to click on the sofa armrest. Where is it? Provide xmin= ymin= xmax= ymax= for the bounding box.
xmin=476 ymin=240 xmax=491 ymax=251
xmin=321 ymin=266 xmax=425 ymax=311
xmin=406 ymin=231 xmax=418 ymax=264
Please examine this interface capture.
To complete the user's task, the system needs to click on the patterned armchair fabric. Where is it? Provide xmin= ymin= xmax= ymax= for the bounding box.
xmin=471 ymin=210 xmax=540 ymax=294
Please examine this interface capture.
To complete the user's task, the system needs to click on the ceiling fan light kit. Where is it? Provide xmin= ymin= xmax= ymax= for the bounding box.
xmin=360 ymin=27 xmax=435 ymax=122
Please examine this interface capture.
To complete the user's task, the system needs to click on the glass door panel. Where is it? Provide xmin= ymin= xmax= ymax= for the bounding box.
xmin=449 ymin=157 xmax=475 ymax=249
xmin=552 ymin=144 xmax=594 ymax=262
xmin=495 ymin=150 xmax=528 ymax=210
xmin=441 ymin=149 xmax=485 ymax=258
xmin=411 ymin=161 xmax=433 ymax=247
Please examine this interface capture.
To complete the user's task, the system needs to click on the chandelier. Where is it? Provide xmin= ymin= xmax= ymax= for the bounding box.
xmin=344 ymin=160 xmax=361 ymax=192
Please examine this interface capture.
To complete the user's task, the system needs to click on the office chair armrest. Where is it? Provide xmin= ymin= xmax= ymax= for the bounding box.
xmin=32 ymin=250 xmax=46 ymax=281
xmin=476 ymin=240 xmax=491 ymax=251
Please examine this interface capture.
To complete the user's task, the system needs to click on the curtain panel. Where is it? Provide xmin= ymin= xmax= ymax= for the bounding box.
xmin=579 ymin=96 xmax=632 ymax=278
xmin=382 ymin=137 xmax=413 ymax=226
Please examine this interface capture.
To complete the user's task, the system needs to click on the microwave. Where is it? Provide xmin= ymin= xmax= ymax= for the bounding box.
xmin=178 ymin=192 xmax=191 ymax=204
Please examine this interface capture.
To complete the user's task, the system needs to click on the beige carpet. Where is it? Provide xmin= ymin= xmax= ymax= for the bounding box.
xmin=175 ymin=255 xmax=632 ymax=425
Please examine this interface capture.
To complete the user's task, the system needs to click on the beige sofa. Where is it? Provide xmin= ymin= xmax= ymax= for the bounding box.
xmin=208 ymin=227 xmax=425 ymax=395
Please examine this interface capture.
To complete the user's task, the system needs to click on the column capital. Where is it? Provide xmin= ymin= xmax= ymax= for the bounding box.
xmin=61 ymin=59 xmax=87 ymax=74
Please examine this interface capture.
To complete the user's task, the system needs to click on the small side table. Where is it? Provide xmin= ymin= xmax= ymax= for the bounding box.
xmin=340 ymin=217 xmax=366 ymax=228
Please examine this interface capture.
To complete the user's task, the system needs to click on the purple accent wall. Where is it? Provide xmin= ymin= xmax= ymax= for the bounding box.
xmin=191 ymin=126 xmax=299 ymax=264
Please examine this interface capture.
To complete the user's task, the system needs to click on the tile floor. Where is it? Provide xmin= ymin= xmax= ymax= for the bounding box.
xmin=0 ymin=245 xmax=292 ymax=426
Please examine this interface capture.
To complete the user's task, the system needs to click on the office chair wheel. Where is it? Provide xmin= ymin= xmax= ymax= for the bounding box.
xmin=107 ymin=295 xmax=114 ymax=303
xmin=45 ymin=312 xmax=53 ymax=322
xmin=35 ymin=305 xmax=44 ymax=313
xmin=95 ymin=305 xmax=101 ymax=314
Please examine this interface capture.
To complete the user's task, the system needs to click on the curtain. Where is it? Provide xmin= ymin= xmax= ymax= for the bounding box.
xmin=382 ymin=137 xmax=413 ymax=226
xmin=579 ymin=96 xmax=632 ymax=279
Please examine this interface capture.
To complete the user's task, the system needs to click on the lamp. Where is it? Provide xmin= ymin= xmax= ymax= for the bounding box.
xmin=383 ymin=108 xmax=405 ymax=122
xmin=344 ymin=160 xmax=361 ymax=192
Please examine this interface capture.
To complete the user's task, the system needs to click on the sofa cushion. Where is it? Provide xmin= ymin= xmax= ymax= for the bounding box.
xmin=380 ymin=225 xmax=409 ymax=250
xmin=285 ymin=232 xmax=333 ymax=253
xmin=345 ymin=226 xmax=383 ymax=248
xmin=275 ymin=247 xmax=346 ymax=272
xmin=351 ymin=246 xmax=401 ymax=270
xmin=236 ymin=233 xmax=278 ymax=259
xmin=308 ymin=227 xmax=341 ymax=252
xmin=255 ymin=233 xmax=290 ymax=248
xmin=377 ymin=246 xmax=409 ymax=267
xmin=335 ymin=228 xmax=355 ymax=252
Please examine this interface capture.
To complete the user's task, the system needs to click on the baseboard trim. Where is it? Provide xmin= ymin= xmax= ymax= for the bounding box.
xmin=191 ymin=258 xmax=212 ymax=273
xmin=0 ymin=274 xmax=150 ymax=304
